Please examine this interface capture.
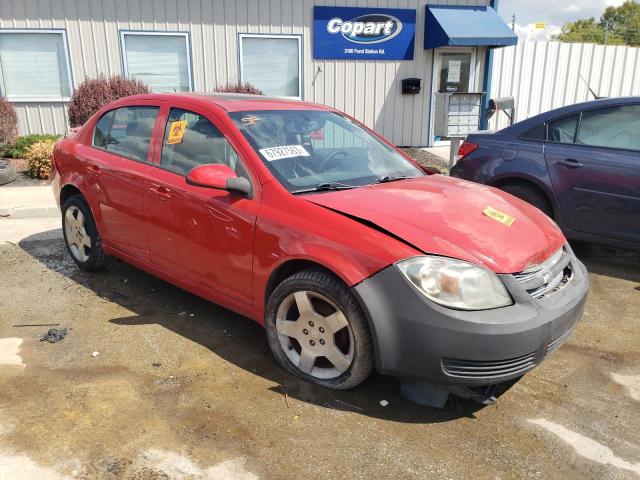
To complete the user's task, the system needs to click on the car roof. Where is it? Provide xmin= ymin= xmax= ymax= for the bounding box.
xmin=499 ymin=96 xmax=640 ymax=136
xmin=116 ymin=92 xmax=333 ymax=113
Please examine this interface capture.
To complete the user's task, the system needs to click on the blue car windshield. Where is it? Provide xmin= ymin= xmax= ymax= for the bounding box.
xmin=229 ymin=110 xmax=422 ymax=193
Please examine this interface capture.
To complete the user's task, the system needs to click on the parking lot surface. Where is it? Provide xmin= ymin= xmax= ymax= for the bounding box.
xmin=0 ymin=223 xmax=638 ymax=479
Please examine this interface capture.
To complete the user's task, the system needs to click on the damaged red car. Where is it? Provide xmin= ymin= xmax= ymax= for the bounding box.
xmin=52 ymin=93 xmax=589 ymax=406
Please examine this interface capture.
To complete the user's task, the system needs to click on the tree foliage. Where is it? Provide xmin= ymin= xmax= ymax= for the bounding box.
xmin=553 ymin=0 xmax=640 ymax=46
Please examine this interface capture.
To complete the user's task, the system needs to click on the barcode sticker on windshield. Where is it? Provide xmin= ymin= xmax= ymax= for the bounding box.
xmin=259 ymin=145 xmax=310 ymax=161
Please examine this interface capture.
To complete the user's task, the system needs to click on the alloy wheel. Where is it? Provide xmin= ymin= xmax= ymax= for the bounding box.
xmin=64 ymin=206 xmax=91 ymax=263
xmin=276 ymin=290 xmax=355 ymax=379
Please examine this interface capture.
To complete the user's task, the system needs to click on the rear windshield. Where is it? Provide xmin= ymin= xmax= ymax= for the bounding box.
xmin=229 ymin=110 xmax=422 ymax=193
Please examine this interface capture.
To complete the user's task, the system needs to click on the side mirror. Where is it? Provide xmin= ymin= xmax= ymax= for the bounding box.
xmin=186 ymin=164 xmax=252 ymax=196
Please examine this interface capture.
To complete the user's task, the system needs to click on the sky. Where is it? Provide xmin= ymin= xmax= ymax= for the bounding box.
xmin=498 ymin=0 xmax=628 ymax=40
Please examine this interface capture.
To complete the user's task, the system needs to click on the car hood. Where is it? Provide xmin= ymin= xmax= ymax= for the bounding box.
xmin=305 ymin=175 xmax=566 ymax=273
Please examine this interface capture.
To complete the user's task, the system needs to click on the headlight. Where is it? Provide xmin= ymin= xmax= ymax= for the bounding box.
xmin=396 ymin=256 xmax=512 ymax=310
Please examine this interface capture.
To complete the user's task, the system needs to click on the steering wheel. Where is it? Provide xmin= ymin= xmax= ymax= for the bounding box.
xmin=318 ymin=150 xmax=349 ymax=172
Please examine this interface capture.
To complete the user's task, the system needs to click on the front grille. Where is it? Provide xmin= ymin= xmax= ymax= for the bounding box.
xmin=513 ymin=247 xmax=573 ymax=300
xmin=442 ymin=352 xmax=537 ymax=379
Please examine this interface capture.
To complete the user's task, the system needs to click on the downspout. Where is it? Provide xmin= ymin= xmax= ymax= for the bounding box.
xmin=480 ymin=0 xmax=498 ymax=130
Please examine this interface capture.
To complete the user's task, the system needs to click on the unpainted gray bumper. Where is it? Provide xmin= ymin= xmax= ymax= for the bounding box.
xmin=353 ymin=250 xmax=588 ymax=387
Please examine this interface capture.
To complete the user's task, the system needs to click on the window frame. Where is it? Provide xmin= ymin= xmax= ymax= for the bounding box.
xmin=0 ymin=28 xmax=74 ymax=102
xmin=545 ymin=112 xmax=581 ymax=145
xmin=119 ymin=30 xmax=194 ymax=93
xmin=238 ymin=33 xmax=303 ymax=100
xmin=90 ymin=104 xmax=162 ymax=164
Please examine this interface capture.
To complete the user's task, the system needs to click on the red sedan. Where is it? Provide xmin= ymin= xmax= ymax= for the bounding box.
xmin=52 ymin=93 xmax=588 ymax=406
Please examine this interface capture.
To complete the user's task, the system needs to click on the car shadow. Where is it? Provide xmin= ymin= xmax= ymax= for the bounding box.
xmin=569 ymin=240 xmax=640 ymax=283
xmin=15 ymin=229 xmax=502 ymax=424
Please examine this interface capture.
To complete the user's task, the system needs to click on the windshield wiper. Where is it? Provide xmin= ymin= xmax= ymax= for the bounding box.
xmin=375 ymin=175 xmax=408 ymax=184
xmin=293 ymin=181 xmax=357 ymax=194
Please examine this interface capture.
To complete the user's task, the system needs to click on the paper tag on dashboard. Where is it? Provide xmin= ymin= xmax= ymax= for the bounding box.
xmin=483 ymin=206 xmax=515 ymax=226
xmin=259 ymin=145 xmax=310 ymax=161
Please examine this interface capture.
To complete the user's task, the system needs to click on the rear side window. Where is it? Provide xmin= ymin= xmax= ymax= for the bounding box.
xmin=93 ymin=111 xmax=114 ymax=148
xmin=576 ymin=104 xmax=640 ymax=152
xmin=547 ymin=114 xmax=579 ymax=144
xmin=160 ymin=107 xmax=249 ymax=179
xmin=92 ymin=106 xmax=159 ymax=162
xmin=522 ymin=124 xmax=546 ymax=141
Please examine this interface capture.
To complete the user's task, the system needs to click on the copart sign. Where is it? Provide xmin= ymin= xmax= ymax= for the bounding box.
xmin=313 ymin=6 xmax=416 ymax=60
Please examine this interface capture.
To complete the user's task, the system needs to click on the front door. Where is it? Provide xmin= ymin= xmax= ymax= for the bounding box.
xmin=145 ymin=103 xmax=259 ymax=304
xmin=544 ymin=104 xmax=640 ymax=244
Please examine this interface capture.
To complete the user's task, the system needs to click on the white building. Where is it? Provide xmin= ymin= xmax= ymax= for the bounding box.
xmin=0 ymin=0 xmax=516 ymax=146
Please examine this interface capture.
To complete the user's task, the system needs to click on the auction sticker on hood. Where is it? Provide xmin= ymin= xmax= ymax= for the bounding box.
xmin=483 ymin=206 xmax=515 ymax=226
xmin=259 ymin=145 xmax=310 ymax=161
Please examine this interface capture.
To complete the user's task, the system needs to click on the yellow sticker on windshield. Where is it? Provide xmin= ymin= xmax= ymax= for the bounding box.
xmin=167 ymin=120 xmax=188 ymax=144
xmin=483 ymin=206 xmax=515 ymax=226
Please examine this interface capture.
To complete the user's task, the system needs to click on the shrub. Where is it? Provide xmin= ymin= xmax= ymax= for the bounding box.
xmin=214 ymin=82 xmax=264 ymax=95
xmin=0 ymin=96 xmax=18 ymax=152
xmin=25 ymin=139 xmax=56 ymax=179
xmin=68 ymin=75 xmax=151 ymax=127
xmin=4 ymin=134 xmax=60 ymax=159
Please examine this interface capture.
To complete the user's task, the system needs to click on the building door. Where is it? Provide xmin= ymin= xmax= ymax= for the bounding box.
xmin=437 ymin=50 xmax=475 ymax=93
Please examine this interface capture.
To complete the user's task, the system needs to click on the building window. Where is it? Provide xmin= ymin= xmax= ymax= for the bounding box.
xmin=0 ymin=30 xmax=72 ymax=101
xmin=239 ymin=34 xmax=302 ymax=98
xmin=120 ymin=31 xmax=192 ymax=93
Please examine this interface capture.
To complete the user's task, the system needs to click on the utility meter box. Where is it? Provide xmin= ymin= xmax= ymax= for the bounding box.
xmin=434 ymin=92 xmax=484 ymax=137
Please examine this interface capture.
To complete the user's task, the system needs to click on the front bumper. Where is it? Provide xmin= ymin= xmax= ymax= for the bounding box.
xmin=352 ymin=248 xmax=588 ymax=387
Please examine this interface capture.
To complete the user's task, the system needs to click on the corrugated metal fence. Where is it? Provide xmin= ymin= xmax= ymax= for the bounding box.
xmin=489 ymin=40 xmax=640 ymax=130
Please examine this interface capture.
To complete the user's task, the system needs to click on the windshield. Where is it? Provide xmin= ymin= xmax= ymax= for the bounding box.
xmin=229 ymin=110 xmax=423 ymax=193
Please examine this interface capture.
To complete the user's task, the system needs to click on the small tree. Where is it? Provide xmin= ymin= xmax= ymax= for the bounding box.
xmin=68 ymin=75 xmax=151 ymax=127
xmin=214 ymin=82 xmax=264 ymax=95
xmin=0 ymin=96 xmax=18 ymax=153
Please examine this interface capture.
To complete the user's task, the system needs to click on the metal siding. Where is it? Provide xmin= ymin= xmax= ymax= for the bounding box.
xmin=3 ymin=0 xmax=490 ymax=143
xmin=490 ymin=40 xmax=640 ymax=130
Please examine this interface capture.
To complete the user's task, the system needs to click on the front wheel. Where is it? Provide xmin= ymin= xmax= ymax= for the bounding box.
xmin=265 ymin=269 xmax=374 ymax=390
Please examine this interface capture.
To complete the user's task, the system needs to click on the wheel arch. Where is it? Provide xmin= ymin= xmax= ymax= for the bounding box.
xmin=488 ymin=175 xmax=559 ymax=219
xmin=60 ymin=183 xmax=84 ymax=206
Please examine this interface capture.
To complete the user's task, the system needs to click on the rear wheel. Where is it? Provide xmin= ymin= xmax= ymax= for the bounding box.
xmin=499 ymin=183 xmax=553 ymax=218
xmin=62 ymin=195 xmax=113 ymax=271
xmin=265 ymin=269 xmax=374 ymax=389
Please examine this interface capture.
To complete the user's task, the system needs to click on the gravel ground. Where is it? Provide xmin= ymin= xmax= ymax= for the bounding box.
xmin=0 ymin=159 xmax=50 ymax=187
xmin=400 ymin=148 xmax=449 ymax=174
xmin=0 ymin=219 xmax=638 ymax=479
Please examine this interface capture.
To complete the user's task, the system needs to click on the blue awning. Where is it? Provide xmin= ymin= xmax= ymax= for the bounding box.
xmin=424 ymin=5 xmax=518 ymax=49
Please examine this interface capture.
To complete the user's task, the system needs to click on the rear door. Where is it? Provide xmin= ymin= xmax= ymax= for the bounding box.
xmin=83 ymin=102 xmax=163 ymax=259
xmin=144 ymin=102 xmax=259 ymax=304
xmin=544 ymin=104 xmax=640 ymax=243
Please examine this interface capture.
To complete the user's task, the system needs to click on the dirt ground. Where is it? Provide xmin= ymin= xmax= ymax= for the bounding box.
xmin=0 ymin=223 xmax=639 ymax=479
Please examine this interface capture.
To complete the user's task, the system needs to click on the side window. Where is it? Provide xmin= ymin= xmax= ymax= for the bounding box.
xmin=576 ymin=105 xmax=640 ymax=152
xmin=93 ymin=110 xmax=114 ymax=148
xmin=161 ymin=108 xmax=248 ymax=179
xmin=522 ymin=123 xmax=546 ymax=141
xmin=96 ymin=106 xmax=159 ymax=162
xmin=547 ymin=114 xmax=579 ymax=144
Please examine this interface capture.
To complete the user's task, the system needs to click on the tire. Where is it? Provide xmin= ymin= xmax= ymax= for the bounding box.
xmin=61 ymin=195 xmax=113 ymax=271
xmin=500 ymin=183 xmax=554 ymax=218
xmin=265 ymin=269 xmax=374 ymax=390
xmin=0 ymin=160 xmax=17 ymax=186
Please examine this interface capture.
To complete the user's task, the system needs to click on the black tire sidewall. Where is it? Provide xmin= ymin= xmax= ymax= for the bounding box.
xmin=265 ymin=269 xmax=374 ymax=390
xmin=501 ymin=184 xmax=553 ymax=218
xmin=61 ymin=195 xmax=103 ymax=270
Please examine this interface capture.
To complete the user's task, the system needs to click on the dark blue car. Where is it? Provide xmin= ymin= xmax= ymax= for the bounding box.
xmin=451 ymin=97 xmax=640 ymax=251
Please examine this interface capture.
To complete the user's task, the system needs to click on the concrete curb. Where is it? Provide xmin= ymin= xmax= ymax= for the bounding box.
xmin=0 ymin=205 xmax=60 ymax=219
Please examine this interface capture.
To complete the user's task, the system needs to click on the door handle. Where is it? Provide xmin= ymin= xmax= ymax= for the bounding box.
xmin=557 ymin=158 xmax=584 ymax=168
xmin=86 ymin=165 xmax=102 ymax=175
xmin=149 ymin=185 xmax=172 ymax=200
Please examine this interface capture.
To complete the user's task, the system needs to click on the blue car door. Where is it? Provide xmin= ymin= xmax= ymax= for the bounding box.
xmin=544 ymin=104 xmax=640 ymax=244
